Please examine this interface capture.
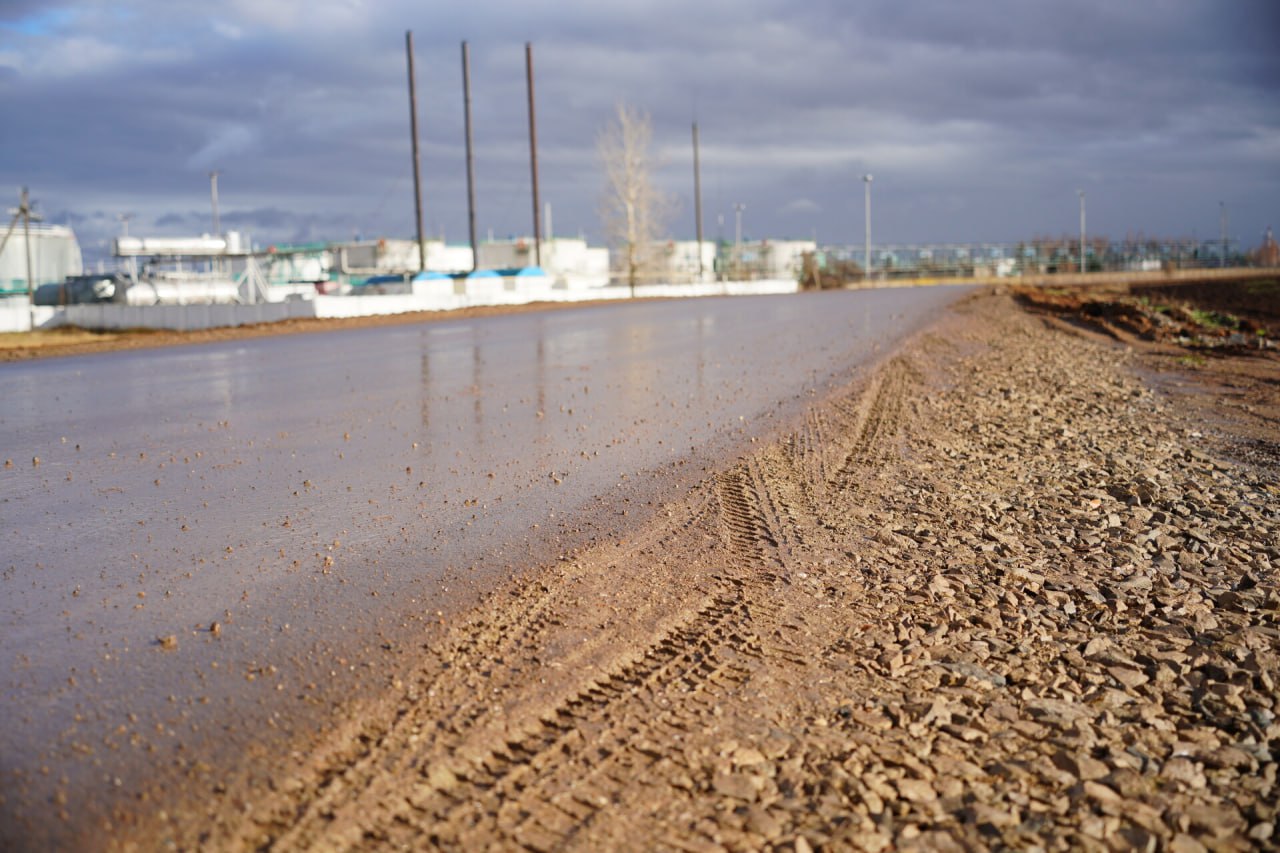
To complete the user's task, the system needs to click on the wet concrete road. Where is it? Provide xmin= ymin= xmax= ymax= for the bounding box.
xmin=0 ymin=287 xmax=965 ymax=846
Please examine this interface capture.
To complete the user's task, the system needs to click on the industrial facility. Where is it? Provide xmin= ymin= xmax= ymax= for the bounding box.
xmin=0 ymin=223 xmax=83 ymax=298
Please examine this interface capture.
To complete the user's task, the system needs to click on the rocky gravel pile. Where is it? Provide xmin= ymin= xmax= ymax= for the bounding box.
xmin=765 ymin=297 xmax=1280 ymax=851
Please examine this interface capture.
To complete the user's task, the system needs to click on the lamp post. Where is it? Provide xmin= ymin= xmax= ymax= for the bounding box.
xmin=863 ymin=174 xmax=873 ymax=281
xmin=1078 ymin=190 xmax=1086 ymax=274
xmin=734 ymin=202 xmax=745 ymax=280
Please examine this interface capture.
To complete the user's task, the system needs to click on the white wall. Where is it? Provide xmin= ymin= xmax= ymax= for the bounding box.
xmin=54 ymin=301 xmax=312 ymax=331
xmin=6 ymin=279 xmax=798 ymax=333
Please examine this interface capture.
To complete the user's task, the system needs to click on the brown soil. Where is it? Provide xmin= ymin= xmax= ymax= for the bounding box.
xmin=1015 ymin=279 xmax=1280 ymax=462
xmin=89 ymin=283 xmax=1279 ymax=851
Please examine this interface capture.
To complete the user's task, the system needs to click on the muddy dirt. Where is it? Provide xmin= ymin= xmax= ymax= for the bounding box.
xmin=7 ymin=282 xmax=1279 ymax=850
xmin=1016 ymin=279 xmax=1280 ymax=461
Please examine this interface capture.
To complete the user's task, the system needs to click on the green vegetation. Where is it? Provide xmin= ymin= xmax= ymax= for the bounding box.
xmin=1134 ymin=296 xmax=1174 ymax=314
xmin=1187 ymin=308 xmax=1240 ymax=330
xmin=1177 ymin=353 xmax=1207 ymax=368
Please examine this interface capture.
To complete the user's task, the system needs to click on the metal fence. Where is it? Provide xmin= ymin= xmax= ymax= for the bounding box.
xmin=815 ymin=238 xmax=1253 ymax=281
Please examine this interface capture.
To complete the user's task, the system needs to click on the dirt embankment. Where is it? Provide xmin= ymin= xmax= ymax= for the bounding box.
xmin=87 ymin=284 xmax=1277 ymax=851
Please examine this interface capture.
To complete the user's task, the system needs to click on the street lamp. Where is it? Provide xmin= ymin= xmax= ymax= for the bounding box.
xmin=863 ymin=174 xmax=873 ymax=281
xmin=1078 ymin=190 xmax=1086 ymax=274
xmin=734 ymin=202 xmax=746 ymax=280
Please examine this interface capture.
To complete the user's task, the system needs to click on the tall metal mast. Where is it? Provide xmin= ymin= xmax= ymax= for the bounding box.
xmin=406 ymin=31 xmax=426 ymax=273
xmin=693 ymin=122 xmax=704 ymax=279
xmin=1078 ymin=190 xmax=1086 ymax=274
xmin=462 ymin=40 xmax=478 ymax=272
xmin=525 ymin=42 xmax=542 ymax=269
xmin=863 ymin=174 xmax=873 ymax=281
xmin=209 ymin=171 xmax=221 ymax=236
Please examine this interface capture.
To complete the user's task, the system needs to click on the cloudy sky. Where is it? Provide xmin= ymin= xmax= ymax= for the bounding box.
xmin=2 ymin=0 xmax=1277 ymax=259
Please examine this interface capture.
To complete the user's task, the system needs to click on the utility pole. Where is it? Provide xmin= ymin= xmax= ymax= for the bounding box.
xmin=1078 ymin=190 xmax=1086 ymax=274
xmin=863 ymin=174 xmax=873 ymax=281
xmin=734 ymin=202 xmax=745 ymax=280
xmin=208 ymin=171 xmax=223 ymax=275
xmin=716 ymin=212 xmax=724 ymax=279
xmin=525 ymin=42 xmax=542 ymax=269
xmin=0 ymin=188 xmax=44 ymax=326
xmin=1220 ymin=201 xmax=1229 ymax=268
xmin=22 ymin=188 xmax=38 ymax=313
xmin=406 ymin=31 xmax=426 ymax=273
xmin=118 ymin=212 xmax=137 ymax=277
xmin=209 ymin=170 xmax=221 ymax=236
xmin=693 ymin=122 xmax=704 ymax=280
xmin=461 ymin=40 xmax=478 ymax=272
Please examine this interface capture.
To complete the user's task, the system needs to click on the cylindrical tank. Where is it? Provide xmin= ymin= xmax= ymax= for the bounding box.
xmin=116 ymin=274 xmax=240 ymax=305
xmin=113 ymin=236 xmax=230 ymax=257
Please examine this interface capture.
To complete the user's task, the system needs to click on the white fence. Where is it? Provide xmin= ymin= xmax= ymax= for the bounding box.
xmin=1 ymin=279 xmax=801 ymax=334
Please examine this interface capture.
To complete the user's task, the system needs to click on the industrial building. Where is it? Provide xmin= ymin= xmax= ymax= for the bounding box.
xmin=0 ymin=224 xmax=83 ymax=297
xmin=720 ymin=239 xmax=816 ymax=281
xmin=477 ymin=237 xmax=609 ymax=289
xmin=650 ymin=241 xmax=717 ymax=284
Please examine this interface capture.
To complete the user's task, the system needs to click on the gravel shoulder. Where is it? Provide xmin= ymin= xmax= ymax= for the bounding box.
xmin=42 ymin=286 xmax=1280 ymax=850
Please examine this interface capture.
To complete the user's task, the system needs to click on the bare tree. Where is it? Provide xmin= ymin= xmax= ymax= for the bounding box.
xmin=597 ymin=103 xmax=671 ymax=292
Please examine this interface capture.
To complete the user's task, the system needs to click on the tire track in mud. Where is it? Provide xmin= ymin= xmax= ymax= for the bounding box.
xmin=211 ymin=350 xmax=921 ymax=851
xmin=227 ymin=494 xmax=720 ymax=848
xmin=829 ymin=356 xmax=918 ymax=485
xmin=263 ymin=464 xmax=802 ymax=850
xmin=243 ymin=492 xmax=743 ymax=850
xmin=715 ymin=466 xmax=778 ymax=568
xmin=462 ymin=457 xmax=811 ymax=850
xmin=367 ymin=467 xmax=797 ymax=850
xmin=402 ymin=594 xmax=758 ymax=850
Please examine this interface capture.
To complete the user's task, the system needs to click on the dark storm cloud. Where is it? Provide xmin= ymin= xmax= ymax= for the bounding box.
xmin=1 ymin=0 xmax=1275 ymax=257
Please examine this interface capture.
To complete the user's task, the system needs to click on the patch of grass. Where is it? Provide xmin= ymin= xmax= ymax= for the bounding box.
xmin=1187 ymin=308 xmax=1239 ymax=330
xmin=1177 ymin=353 xmax=1207 ymax=368
xmin=1132 ymin=295 xmax=1175 ymax=315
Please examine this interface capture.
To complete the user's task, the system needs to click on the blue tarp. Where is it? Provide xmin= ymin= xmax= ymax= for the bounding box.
xmin=356 ymin=274 xmax=408 ymax=286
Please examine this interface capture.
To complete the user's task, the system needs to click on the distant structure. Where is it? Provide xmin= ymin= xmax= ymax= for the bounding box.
xmin=720 ymin=239 xmax=816 ymax=281
xmin=338 ymin=239 xmax=473 ymax=278
xmin=478 ymin=237 xmax=609 ymax=289
xmin=0 ymin=224 xmax=83 ymax=297
xmin=1256 ymin=226 xmax=1279 ymax=267
xmin=642 ymin=240 xmax=716 ymax=284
